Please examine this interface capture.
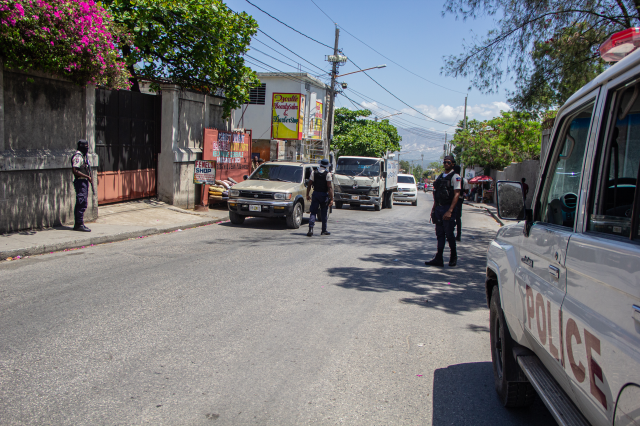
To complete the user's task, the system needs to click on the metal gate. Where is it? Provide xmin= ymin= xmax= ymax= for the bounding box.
xmin=95 ymin=88 xmax=161 ymax=204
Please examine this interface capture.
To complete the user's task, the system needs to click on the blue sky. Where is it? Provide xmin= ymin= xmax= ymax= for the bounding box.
xmin=226 ymin=0 xmax=513 ymax=158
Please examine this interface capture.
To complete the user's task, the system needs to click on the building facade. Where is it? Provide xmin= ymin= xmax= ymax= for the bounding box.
xmin=231 ymin=73 xmax=330 ymax=163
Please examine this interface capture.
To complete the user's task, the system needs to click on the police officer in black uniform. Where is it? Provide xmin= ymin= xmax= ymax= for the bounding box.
xmin=425 ymin=155 xmax=461 ymax=267
xmin=71 ymin=139 xmax=92 ymax=232
xmin=306 ymin=158 xmax=334 ymax=237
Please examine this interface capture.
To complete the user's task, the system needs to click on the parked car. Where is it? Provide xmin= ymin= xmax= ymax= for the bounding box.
xmin=393 ymin=174 xmax=418 ymax=206
xmin=487 ymin=30 xmax=640 ymax=426
xmin=227 ymin=161 xmax=326 ymax=228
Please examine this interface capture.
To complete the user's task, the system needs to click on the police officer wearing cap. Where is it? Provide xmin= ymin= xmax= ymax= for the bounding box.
xmin=71 ymin=139 xmax=92 ymax=232
xmin=425 ymin=155 xmax=461 ymax=267
xmin=306 ymin=158 xmax=334 ymax=237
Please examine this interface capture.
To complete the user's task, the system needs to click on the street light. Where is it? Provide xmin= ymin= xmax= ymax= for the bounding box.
xmin=335 ymin=64 xmax=386 ymax=78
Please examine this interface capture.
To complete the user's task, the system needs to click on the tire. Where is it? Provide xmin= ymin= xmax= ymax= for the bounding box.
xmin=489 ymin=286 xmax=536 ymax=407
xmin=286 ymin=201 xmax=303 ymax=229
xmin=412 ymin=200 xmax=418 ymax=206
xmin=335 ymin=201 xmax=343 ymax=209
xmin=229 ymin=211 xmax=245 ymax=225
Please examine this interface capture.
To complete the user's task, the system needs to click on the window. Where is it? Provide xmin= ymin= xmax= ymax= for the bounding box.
xmin=539 ymin=103 xmax=593 ymax=228
xmin=250 ymin=164 xmax=303 ymax=183
xmin=247 ymin=84 xmax=266 ymax=105
xmin=336 ymin=158 xmax=381 ymax=177
xmin=398 ymin=176 xmax=416 ymax=184
xmin=588 ymin=82 xmax=640 ymax=240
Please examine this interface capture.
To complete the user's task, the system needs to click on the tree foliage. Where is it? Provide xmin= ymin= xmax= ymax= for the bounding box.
xmin=331 ymin=108 xmax=402 ymax=157
xmin=0 ymin=0 xmax=131 ymax=88
xmin=103 ymin=0 xmax=259 ymax=117
xmin=451 ymin=111 xmax=541 ymax=170
xmin=442 ymin=0 xmax=629 ymax=114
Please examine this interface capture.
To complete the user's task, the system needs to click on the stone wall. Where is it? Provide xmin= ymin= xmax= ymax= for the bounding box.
xmin=157 ymin=84 xmax=227 ymax=209
xmin=0 ymin=62 xmax=97 ymax=234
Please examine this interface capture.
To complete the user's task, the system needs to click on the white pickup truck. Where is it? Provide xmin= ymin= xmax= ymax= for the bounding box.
xmin=488 ymin=29 xmax=640 ymax=426
xmin=332 ymin=155 xmax=398 ymax=211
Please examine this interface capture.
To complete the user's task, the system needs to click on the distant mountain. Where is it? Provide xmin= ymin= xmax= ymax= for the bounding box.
xmin=395 ymin=127 xmax=447 ymax=163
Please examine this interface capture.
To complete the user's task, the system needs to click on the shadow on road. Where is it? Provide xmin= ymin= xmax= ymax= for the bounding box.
xmin=432 ymin=362 xmax=555 ymax=425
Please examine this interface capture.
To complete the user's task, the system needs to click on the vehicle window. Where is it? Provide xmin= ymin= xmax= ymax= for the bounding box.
xmin=250 ymin=164 xmax=303 ymax=183
xmin=398 ymin=176 xmax=415 ymax=184
xmin=539 ymin=103 xmax=593 ymax=228
xmin=336 ymin=158 xmax=381 ymax=177
xmin=588 ymin=83 xmax=640 ymax=239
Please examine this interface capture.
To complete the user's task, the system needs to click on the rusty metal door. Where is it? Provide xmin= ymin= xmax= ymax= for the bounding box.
xmin=95 ymin=89 xmax=161 ymax=204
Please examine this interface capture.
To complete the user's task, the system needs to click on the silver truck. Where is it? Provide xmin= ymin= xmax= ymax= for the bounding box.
xmin=332 ymin=155 xmax=398 ymax=211
xmin=487 ymin=31 xmax=640 ymax=426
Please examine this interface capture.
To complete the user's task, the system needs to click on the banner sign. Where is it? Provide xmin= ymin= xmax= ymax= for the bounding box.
xmin=203 ymin=128 xmax=252 ymax=183
xmin=309 ymin=100 xmax=323 ymax=139
xmin=193 ymin=160 xmax=216 ymax=184
xmin=271 ymin=93 xmax=303 ymax=140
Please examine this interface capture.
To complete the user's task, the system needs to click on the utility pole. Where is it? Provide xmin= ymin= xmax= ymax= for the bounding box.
xmin=325 ymin=25 xmax=340 ymax=154
xmin=462 ymin=95 xmax=467 ymax=177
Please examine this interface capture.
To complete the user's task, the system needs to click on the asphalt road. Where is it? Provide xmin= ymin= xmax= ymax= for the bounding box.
xmin=0 ymin=192 xmax=555 ymax=425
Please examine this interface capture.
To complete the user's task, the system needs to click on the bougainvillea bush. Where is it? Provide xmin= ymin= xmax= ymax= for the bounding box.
xmin=0 ymin=0 xmax=131 ymax=89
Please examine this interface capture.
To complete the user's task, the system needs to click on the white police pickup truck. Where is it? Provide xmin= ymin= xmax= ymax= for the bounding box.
xmin=488 ymin=28 xmax=640 ymax=426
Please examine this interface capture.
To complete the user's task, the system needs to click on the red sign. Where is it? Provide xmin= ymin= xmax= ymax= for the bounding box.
xmin=203 ymin=128 xmax=252 ymax=183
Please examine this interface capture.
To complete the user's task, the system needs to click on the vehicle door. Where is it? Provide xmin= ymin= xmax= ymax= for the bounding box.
xmin=517 ymin=93 xmax=598 ymax=396
xmin=563 ymin=75 xmax=640 ymax=425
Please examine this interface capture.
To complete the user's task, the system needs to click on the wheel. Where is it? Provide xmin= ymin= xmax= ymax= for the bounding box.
xmin=286 ymin=201 xmax=303 ymax=229
xmin=374 ymin=202 xmax=381 ymax=211
xmin=412 ymin=200 xmax=418 ymax=206
xmin=387 ymin=193 xmax=393 ymax=209
xmin=229 ymin=211 xmax=245 ymax=225
xmin=489 ymin=286 xmax=536 ymax=407
xmin=350 ymin=203 xmax=360 ymax=209
xmin=335 ymin=201 xmax=343 ymax=209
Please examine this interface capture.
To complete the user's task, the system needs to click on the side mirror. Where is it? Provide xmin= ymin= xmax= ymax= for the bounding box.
xmin=243 ymin=175 xmax=248 ymax=180
xmin=382 ymin=171 xmax=387 ymax=178
xmin=496 ymin=181 xmax=525 ymax=220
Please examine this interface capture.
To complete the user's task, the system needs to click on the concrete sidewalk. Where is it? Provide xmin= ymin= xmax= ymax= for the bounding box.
xmin=465 ymin=201 xmax=503 ymax=226
xmin=1 ymin=198 xmax=229 ymax=260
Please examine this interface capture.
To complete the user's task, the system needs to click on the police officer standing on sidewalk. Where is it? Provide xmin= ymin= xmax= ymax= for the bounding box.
xmin=71 ymin=139 xmax=92 ymax=232
xmin=306 ymin=158 xmax=334 ymax=237
xmin=425 ymin=155 xmax=461 ymax=267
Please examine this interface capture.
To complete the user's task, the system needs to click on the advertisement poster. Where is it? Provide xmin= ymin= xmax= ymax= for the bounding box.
xmin=299 ymin=94 xmax=306 ymax=137
xmin=203 ymin=128 xmax=251 ymax=183
xmin=193 ymin=160 xmax=216 ymax=184
xmin=309 ymin=101 xmax=323 ymax=139
xmin=271 ymin=93 xmax=302 ymax=140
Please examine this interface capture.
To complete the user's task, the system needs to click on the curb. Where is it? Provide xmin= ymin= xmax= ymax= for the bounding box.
xmin=465 ymin=202 xmax=504 ymax=226
xmin=0 ymin=217 xmax=226 ymax=260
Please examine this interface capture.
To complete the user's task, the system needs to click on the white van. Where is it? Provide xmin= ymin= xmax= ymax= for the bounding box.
xmin=393 ymin=173 xmax=418 ymax=206
xmin=488 ymin=29 xmax=640 ymax=425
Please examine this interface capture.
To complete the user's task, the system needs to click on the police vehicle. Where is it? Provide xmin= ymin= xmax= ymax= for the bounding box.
xmin=488 ymin=28 xmax=640 ymax=425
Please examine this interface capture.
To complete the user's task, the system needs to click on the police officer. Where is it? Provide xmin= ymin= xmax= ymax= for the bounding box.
xmin=425 ymin=155 xmax=461 ymax=267
xmin=306 ymin=158 xmax=334 ymax=237
xmin=71 ymin=139 xmax=92 ymax=232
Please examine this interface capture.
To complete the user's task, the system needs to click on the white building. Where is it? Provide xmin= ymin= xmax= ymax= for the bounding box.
xmin=231 ymin=72 xmax=330 ymax=163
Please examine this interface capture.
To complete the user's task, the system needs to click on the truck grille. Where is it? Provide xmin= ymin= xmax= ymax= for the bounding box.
xmin=341 ymin=186 xmax=372 ymax=195
xmin=238 ymin=190 xmax=273 ymax=199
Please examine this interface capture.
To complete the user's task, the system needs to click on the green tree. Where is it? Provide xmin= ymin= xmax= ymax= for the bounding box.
xmin=442 ymin=0 xmax=626 ymax=114
xmin=331 ymin=108 xmax=402 ymax=157
xmin=104 ymin=0 xmax=259 ymax=117
xmin=399 ymin=160 xmax=411 ymax=173
xmin=426 ymin=161 xmax=443 ymax=177
xmin=451 ymin=112 xmax=541 ymax=170
xmin=412 ymin=165 xmax=424 ymax=182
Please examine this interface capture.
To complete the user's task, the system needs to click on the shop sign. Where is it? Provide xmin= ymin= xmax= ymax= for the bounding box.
xmin=271 ymin=93 xmax=304 ymax=140
xmin=309 ymin=100 xmax=323 ymax=139
xmin=193 ymin=160 xmax=216 ymax=184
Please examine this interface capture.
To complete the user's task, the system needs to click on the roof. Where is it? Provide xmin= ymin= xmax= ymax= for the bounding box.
xmin=398 ymin=173 xmax=415 ymax=177
xmin=256 ymin=72 xmax=329 ymax=90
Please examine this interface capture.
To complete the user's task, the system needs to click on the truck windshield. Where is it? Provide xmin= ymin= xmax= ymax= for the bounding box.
xmin=250 ymin=165 xmax=303 ymax=183
xmin=398 ymin=176 xmax=415 ymax=184
xmin=336 ymin=158 xmax=381 ymax=177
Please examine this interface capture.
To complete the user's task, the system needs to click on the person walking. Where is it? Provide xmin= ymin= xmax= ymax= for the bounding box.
xmin=71 ymin=139 xmax=92 ymax=232
xmin=306 ymin=159 xmax=334 ymax=237
xmin=521 ymin=177 xmax=529 ymax=205
xmin=453 ymin=165 xmax=465 ymax=241
xmin=425 ymin=155 xmax=461 ymax=267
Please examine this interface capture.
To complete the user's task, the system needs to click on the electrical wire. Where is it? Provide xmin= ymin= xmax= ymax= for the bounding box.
xmin=309 ymin=0 xmax=336 ymax=24
xmin=255 ymin=30 xmax=330 ymax=75
xmin=250 ymin=45 xmax=325 ymax=77
xmin=245 ymin=0 xmax=334 ymax=49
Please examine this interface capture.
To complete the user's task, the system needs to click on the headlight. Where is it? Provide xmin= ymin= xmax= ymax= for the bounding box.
xmin=369 ymin=188 xmax=379 ymax=196
xmin=229 ymin=189 xmax=240 ymax=197
xmin=274 ymin=192 xmax=292 ymax=200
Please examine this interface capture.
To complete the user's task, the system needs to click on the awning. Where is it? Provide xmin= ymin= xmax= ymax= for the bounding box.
xmin=468 ymin=175 xmax=493 ymax=184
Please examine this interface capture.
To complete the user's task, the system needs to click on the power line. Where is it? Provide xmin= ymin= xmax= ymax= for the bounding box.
xmin=245 ymin=0 xmax=334 ymax=49
xmin=250 ymin=45 xmax=324 ymax=77
xmin=309 ymin=0 xmax=336 ymax=24
xmin=255 ymin=30 xmax=329 ymax=74
xmin=349 ymin=59 xmax=456 ymax=127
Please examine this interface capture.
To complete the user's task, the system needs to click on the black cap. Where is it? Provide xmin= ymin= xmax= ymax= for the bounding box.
xmin=77 ymin=139 xmax=88 ymax=147
xmin=444 ymin=155 xmax=455 ymax=164
xmin=320 ymin=158 xmax=330 ymax=167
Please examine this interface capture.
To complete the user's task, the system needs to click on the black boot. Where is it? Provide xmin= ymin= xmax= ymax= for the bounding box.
xmin=449 ymin=248 xmax=458 ymax=267
xmin=425 ymin=250 xmax=444 ymax=267
xmin=321 ymin=231 xmax=331 ymax=235
xmin=307 ymin=227 xmax=313 ymax=237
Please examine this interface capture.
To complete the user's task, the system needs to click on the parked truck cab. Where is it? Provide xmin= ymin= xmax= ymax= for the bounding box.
xmin=333 ymin=155 xmax=398 ymax=211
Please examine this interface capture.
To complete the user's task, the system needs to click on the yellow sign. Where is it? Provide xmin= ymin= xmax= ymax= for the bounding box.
xmin=272 ymin=93 xmax=302 ymax=140
xmin=310 ymin=101 xmax=323 ymax=139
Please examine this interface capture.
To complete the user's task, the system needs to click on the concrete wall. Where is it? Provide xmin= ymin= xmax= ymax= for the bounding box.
xmin=493 ymin=159 xmax=540 ymax=207
xmin=157 ymin=84 xmax=227 ymax=209
xmin=0 ymin=62 xmax=97 ymax=234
